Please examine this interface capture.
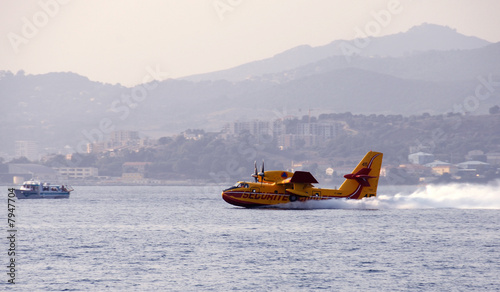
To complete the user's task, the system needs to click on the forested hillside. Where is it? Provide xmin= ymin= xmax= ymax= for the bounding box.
xmin=31 ymin=112 xmax=500 ymax=183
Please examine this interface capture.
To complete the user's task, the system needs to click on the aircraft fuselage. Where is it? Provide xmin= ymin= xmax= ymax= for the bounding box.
xmin=221 ymin=181 xmax=375 ymax=208
xmin=221 ymin=151 xmax=383 ymax=208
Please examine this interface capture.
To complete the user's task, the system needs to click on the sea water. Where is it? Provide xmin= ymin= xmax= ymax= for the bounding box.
xmin=1 ymin=183 xmax=499 ymax=291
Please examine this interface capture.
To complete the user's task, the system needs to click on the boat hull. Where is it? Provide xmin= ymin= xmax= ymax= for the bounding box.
xmin=14 ymin=189 xmax=70 ymax=199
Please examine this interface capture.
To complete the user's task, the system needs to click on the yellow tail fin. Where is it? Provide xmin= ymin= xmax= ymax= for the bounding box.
xmin=339 ymin=151 xmax=383 ymax=199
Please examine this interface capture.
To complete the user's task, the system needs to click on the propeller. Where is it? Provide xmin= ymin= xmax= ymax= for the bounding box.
xmin=259 ymin=160 xmax=265 ymax=183
xmin=252 ymin=161 xmax=258 ymax=182
xmin=251 ymin=160 xmax=265 ymax=183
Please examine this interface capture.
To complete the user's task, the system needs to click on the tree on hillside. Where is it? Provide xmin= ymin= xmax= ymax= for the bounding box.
xmin=9 ymin=157 xmax=31 ymax=164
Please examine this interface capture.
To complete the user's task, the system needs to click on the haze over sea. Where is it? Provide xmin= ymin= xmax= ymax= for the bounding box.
xmin=2 ymin=183 xmax=500 ymax=291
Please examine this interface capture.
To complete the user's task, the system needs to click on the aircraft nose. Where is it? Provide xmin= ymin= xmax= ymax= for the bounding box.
xmin=221 ymin=191 xmax=232 ymax=200
xmin=221 ymin=191 xmax=233 ymax=203
xmin=221 ymin=191 xmax=246 ymax=207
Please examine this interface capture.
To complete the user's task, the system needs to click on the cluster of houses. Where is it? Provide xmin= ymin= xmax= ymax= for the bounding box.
xmin=4 ymin=124 xmax=499 ymax=185
xmin=284 ymin=150 xmax=499 ymax=185
xmin=0 ymin=164 xmax=100 ymax=185
xmin=2 ymin=149 xmax=499 ymax=185
xmin=403 ymin=151 xmax=499 ymax=182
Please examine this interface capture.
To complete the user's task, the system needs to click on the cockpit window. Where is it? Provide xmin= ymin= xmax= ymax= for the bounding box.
xmin=223 ymin=182 xmax=249 ymax=192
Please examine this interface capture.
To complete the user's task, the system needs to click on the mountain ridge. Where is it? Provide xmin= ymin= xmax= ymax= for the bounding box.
xmin=182 ymin=23 xmax=491 ymax=82
xmin=1 ymin=23 xmax=499 ymax=156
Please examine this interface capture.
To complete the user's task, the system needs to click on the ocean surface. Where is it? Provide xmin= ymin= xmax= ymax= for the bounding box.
xmin=2 ymin=182 xmax=500 ymax=291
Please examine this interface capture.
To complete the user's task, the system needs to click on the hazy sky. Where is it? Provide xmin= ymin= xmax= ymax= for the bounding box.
xmin=1 ymin=0 xmax=499 ymax=86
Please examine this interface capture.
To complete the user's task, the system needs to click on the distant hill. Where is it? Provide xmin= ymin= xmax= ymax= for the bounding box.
xmin=183 ymin=23 xmax=491 ymax=82
xmin=253 ymin=42 xmax=500 ymax=86
xmin=0 ymin=71 xmax=126 ymax=154
xmin=242 ymin=68 xmax=475 ymax=114
xmin=1 ymin=23 xmax=499 ymax=156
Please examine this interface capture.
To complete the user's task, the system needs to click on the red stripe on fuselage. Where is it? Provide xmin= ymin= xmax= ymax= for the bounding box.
xmin=222 ymin=192 xmax=268 ymax=208
xmin=347 ymin=184 xmax=363 ymax=199
xmin=222 ymin=190 xmax=354 ymax=208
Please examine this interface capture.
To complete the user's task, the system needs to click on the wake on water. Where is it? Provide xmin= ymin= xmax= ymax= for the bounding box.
xmin=274 ymin=180 xmax=500 ymax=210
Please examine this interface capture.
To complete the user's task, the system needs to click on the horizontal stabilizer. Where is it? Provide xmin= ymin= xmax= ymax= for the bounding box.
xmin=343 ymin=168 xmax=376 ymax=187
xmin=355 ymin=168 xmax=371 ymax=175
xmin=290 ymin=171 xmax=318 ymax=184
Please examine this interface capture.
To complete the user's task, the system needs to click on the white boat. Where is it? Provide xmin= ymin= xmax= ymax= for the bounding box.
xmin=14 ymin=180 xmax=73 ymax=199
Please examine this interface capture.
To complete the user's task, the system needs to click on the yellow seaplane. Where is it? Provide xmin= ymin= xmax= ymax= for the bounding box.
xmin=222 ymin=151 xmax=383 ymax=208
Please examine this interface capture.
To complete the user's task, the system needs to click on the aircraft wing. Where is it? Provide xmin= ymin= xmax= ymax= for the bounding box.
xmin=283 ymin=171 xmax=319 ymax=197
xmin=277 ymin=171 xmax=318 ymax=186
xmin=290 ymin=171 xmax=318 ymax=184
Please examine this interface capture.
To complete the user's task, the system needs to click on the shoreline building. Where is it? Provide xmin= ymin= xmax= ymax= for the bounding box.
xmin=53 ymin=167 xmax=99 ymax=180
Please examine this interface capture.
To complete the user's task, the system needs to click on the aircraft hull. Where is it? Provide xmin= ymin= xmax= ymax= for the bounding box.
xmin=222 ymin=191 xmax=341 ymax=208
xmin=221 ymin=151 xmax=382 ymax=208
